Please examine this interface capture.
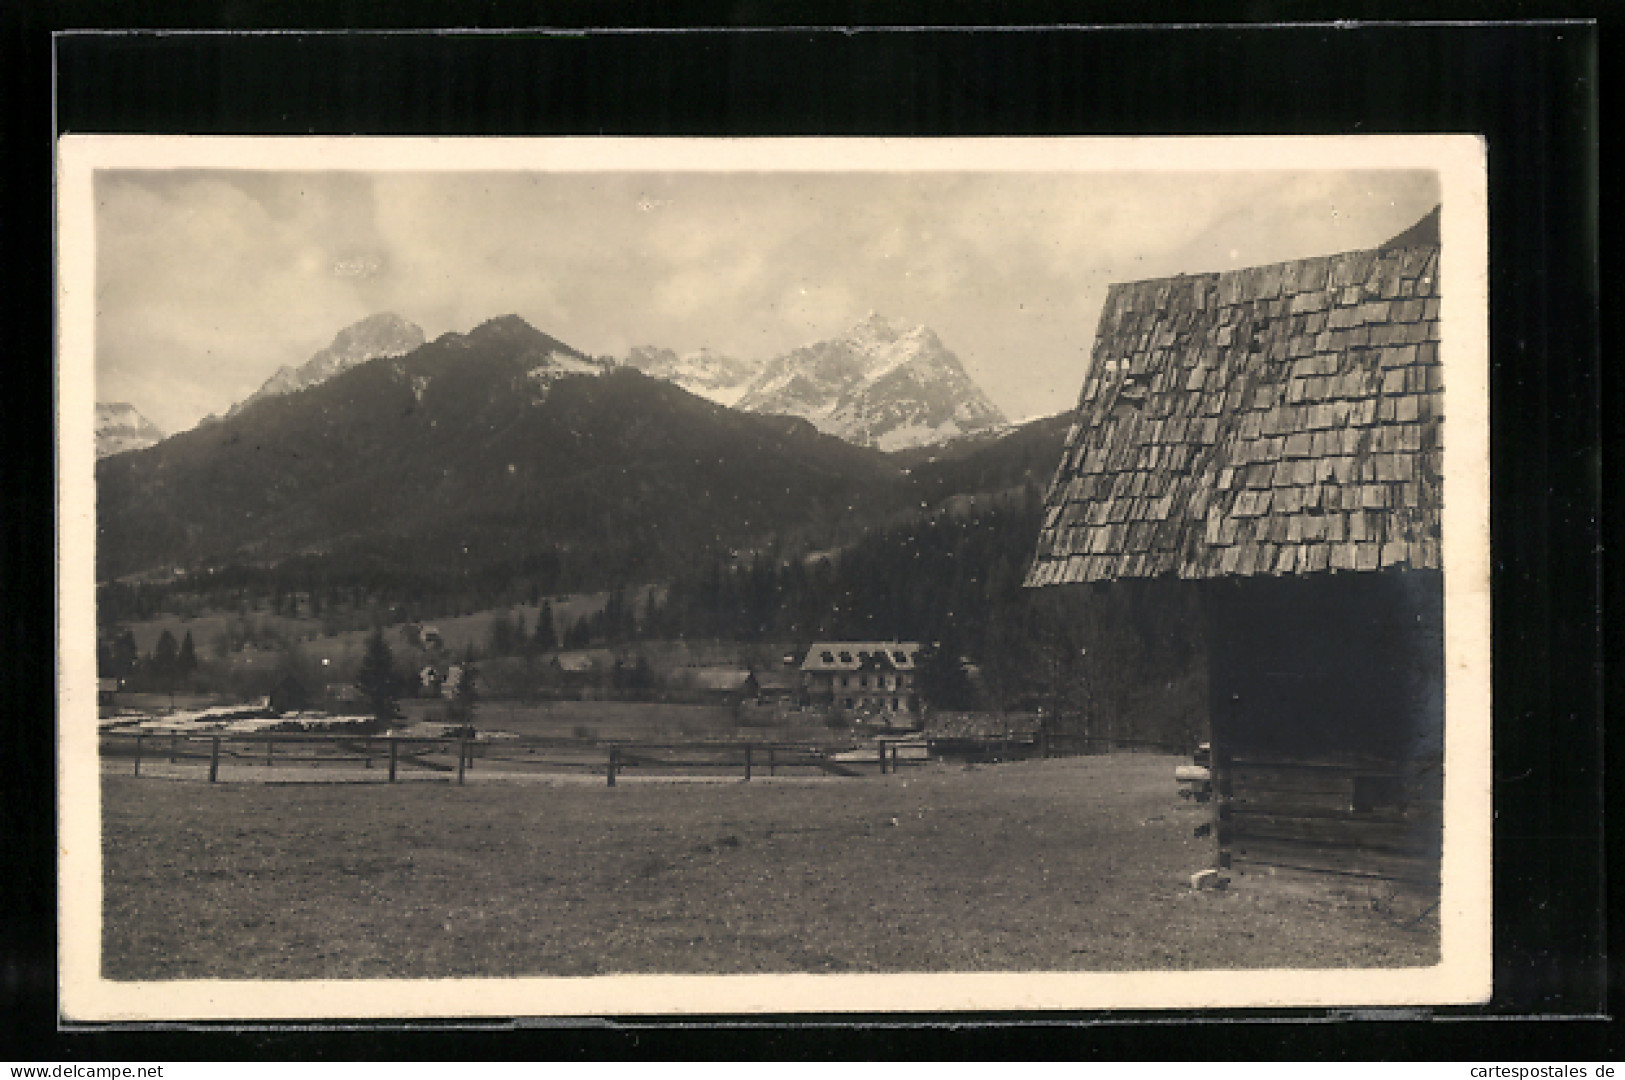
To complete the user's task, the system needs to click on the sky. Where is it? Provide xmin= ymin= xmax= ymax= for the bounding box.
xmin=94 ymin=168 xmax=1440 ymax=435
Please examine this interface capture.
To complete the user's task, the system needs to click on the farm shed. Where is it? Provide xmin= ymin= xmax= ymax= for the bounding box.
xmin=676 ymin=666 xmax=757 ymax=704
xmin=752 ymin=669 xmax=801 ymax=705
xmin=549 ymin=648 xmax=617 ymax=684
xmin=1025 ymin=209 xmax=1445 ymax=886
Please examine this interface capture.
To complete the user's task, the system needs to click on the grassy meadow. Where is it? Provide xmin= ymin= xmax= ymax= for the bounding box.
xmin=101 ymin=755 xmax=1439 ymax=980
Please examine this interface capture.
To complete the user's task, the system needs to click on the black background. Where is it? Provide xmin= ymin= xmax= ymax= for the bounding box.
xmin=3 ymin=2 xmax=1609 ymax=1061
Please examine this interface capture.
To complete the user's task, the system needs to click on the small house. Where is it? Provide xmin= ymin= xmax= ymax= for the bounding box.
xmin=97 ymin=677 xmax=120 ymax=707
xmin=752 ymin=669 xmax=801 ymax=705
xmin=550 ymin=648 xmax=617 ymax=686
xmin=678 ymin=666 xmax=756 ymax=704
xmin=1024 ymin=209 xmax=1445 ymax=885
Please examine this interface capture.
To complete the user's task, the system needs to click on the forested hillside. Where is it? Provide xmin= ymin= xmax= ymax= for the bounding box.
xmin=97 ymin=317 xmax=908 ymax=592
xmin=651 ymin=485 xmax=1207 ymax=747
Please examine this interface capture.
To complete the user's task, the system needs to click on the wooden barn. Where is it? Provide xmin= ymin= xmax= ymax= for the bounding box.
xmin=1025 ymin=210 xmax=1445 ymax=887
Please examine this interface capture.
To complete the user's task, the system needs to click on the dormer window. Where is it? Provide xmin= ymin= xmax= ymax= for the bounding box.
xmin=839 ymin=651 xmax=853 ymax=664
xmin=821 ymin=651 xmax=835 ymax=663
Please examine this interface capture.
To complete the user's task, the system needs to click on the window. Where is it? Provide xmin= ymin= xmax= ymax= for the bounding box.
xmin=839 ymin=651 xmax=853 ymax=663
xmin=860 ymin=675 xmax=868 ymax=688
xmin=821 ymin=651 xmax=835 ymax=663
xmin=894 ymin=650 xmax=908 ymax=664
xmin=891 ymin=698 xmax=899 ymax=711
xmin=844 ymin=698 xmax=853 ymax=708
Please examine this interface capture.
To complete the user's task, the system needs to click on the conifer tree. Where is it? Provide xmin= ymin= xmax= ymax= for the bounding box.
xmin=355 ymin=626 xmax=398 ymax=732
xmin=534 ymin=601 xmax=557 ymax=651
xmin=111 ymin=629 xmax=139 ymax=682
xmin=152 ymin=630 xmax=179 ymax=683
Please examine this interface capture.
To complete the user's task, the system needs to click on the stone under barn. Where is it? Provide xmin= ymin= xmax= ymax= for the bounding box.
xmin=1025 ymin=208 xmax=1445 ymax=886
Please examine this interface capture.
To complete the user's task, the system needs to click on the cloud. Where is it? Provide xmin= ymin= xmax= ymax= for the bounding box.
xmin=95 ymin=167 xmax=1441 ymax=431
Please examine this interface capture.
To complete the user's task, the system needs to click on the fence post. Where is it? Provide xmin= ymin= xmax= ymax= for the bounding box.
xmin=364 ymin=738 xmax=372 ymax=769
xmin=768 ymin=746 xmax=775 ymax=777
xmin=388 ymin=738 xmax=398 ymax=783
xmin=266 ymin=738 xmax=274 ymax=767
xmin=879 ymin=743 xmax=887 ymax=774
xmin=607 ymin=746 xmax=618 ymax=787
xmin=133 ymin=734 xmax=142 ymax=777
xmin=1213 ymin=745 xmax=1233 ymax=879
xmin=169 ymin=734 xmax=178 ymax=764
xmin=208 ymin=736 xmax=220 ymax=783
xmin=457 ymin=739 xmax=467 ymax=785
xmin=744 ymin=744 xmax=752 ymax=782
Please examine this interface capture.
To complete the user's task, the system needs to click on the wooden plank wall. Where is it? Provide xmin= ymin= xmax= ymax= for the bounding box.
xmin=1220 ymin=754 xmax=1443 ymax=885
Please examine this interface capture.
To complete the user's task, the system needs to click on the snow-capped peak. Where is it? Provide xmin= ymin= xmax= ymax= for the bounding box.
xmin=95 ymin=402 xmax=165 ymax=458
xmin=623 ymin=345 xmax=766 ymax=408
xmin=626 ymin=315 xmax=1006 ymax=451
xmin=228 ymin=313 xmax=426 ymax=418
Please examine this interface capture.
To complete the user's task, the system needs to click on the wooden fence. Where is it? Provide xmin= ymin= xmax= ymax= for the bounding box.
xmin=1206 ymin=748 xmax=1444 ymax=887
xmin=926 ymin=731 xmax=1192 ymax=762
xmin=99 ymin=728 xmax=1191 ymax=785
xmin=98 ymin=731 xmax=933 ymax=785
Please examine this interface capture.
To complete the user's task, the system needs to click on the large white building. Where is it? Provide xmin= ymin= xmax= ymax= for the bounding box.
xmin=800 ymin=641 xmax=920 ymax=717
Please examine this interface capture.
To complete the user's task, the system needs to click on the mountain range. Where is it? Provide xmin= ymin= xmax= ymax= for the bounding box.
xmin=97 ymin=316 xmax=907 ymax=585
xmin=96 ymin=313 xmax=1062 ymax=590
xmin=622 ymin=313 xmax=1007 ymax=450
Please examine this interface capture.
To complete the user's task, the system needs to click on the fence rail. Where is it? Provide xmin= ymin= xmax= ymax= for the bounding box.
xmin=926 ymin=731 xmax=1193 ymax=762
xmin=99 ymin=728 xmax=1189 ymax=785
xmin=98 ymin=731 xmax=943 ymax=785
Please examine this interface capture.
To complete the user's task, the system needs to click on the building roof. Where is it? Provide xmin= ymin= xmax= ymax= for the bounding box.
xmin=1026 ymin=231 xmax=1442 ymax=586
xmin=680 ymin=666 xmax=755 ymax=692
xmin=801 ymin=642 xmax=920 ymax=672
xmin=552 ymin=648 xmax=616 ymax=673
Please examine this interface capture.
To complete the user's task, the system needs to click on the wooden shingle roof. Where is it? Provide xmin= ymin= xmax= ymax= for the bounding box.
xmin=1026 ymin=239 xmax=1441 ymax=586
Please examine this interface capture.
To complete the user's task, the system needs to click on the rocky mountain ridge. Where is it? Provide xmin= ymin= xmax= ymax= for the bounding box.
xmin=227 ymin=312 xmax=426 ymax=418
xmin=621 ymin=346 xmax=762 ymax=408
xmin=95 ymin=402 xmax=166 ymax=458
xmin=624 ymin=313 xmax=1007 ymax=450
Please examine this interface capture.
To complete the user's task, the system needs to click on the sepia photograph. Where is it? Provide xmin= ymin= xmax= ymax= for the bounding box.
xmin=56 ymin=135 xmax=1492 ymax=1020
